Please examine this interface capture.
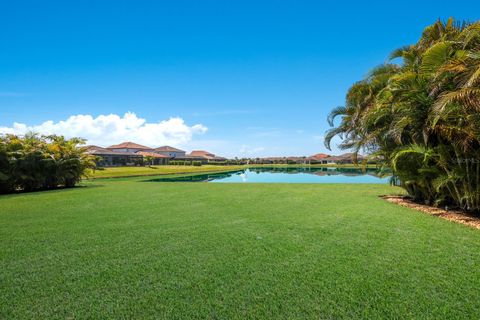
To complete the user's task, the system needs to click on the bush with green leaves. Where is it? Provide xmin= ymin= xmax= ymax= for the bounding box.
xmin=0 ymin=133 xmax=95 ymax=194
xmin=326 ymin=18 xmax=480 ymax=212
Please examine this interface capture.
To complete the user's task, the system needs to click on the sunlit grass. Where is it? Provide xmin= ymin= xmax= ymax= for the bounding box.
xmin=1 ymin=177 xmax=480 ymax=318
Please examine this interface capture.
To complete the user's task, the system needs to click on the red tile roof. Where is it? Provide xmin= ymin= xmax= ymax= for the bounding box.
xmin=189 ymin=150 xmax=215 ymax=158
xmin=107 ymin=142 xmax=153 ymax=150
xmin=310 ymin=153 xmax=330 ymax=160
xmin=85 ymin=145 xmax=142 ymax=156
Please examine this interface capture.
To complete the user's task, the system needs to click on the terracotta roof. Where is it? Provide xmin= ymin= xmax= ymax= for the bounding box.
xmin=107 ymin=142 xmax=153 ymax=150
xmin=154 ymin=146 xmax=185 ymax=152
xmin=189 ymin=150 xmax=215 ymax=157
xmin=85 ymin=145 xmax=106 ymax=152
xmin=85 ymin=145 xmax=142 ymax=156
xmin=136 ymin=151 xmax=169 ymax=158
xmin=310 ymin=153 xmax=330 ymax=160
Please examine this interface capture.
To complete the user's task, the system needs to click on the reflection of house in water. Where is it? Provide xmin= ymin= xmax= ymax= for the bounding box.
xmin=146 ymin=167 xmax=387 ymax=183
xmin=309 ymin=167 xmax=383 ymax=178
xmin=256 ymin=153 xmax=369 ymax=165
xmin=147 ymin=170 xmax=243 ymax=182
xmin=244 ymin=167 xmax=382 ymax=178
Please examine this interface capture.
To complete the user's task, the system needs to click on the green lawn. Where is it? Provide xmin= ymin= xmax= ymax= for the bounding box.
xmin=1 ymin=177 xmax=480 ymax=319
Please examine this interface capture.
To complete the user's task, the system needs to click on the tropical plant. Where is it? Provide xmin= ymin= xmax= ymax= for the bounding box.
xmin=144 ymin=155 xmax=154 ymax=167
xmin=0 ymin=133 xmax=95 ymax=193
xmin=325 ymin=18 xmax=480 ymax=212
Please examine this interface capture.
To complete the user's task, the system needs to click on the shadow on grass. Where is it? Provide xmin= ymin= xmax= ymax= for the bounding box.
xmin=0 ymin=184 xmax=106 ymax=199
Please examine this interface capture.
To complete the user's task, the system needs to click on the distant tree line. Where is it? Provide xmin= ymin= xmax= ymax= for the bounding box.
xmin=0 ymin=133 xmax=95 ymax=194
xmin=326 ymin=18 xmax=480 ymax=213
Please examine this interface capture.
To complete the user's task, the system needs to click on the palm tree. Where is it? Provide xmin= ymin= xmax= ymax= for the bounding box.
xmin=326 ymin=18 xmax=480 ymax=212
xmin=144 ymin=155 xmax=154 ymax=167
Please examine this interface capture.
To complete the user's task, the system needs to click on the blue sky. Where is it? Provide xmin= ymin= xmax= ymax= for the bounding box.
xmin=1 ymin=1 xmax=479 ymax=157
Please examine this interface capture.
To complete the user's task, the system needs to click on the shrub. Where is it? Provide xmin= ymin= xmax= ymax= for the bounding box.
xmin=0 ymin=133 xmax=95 ymax=194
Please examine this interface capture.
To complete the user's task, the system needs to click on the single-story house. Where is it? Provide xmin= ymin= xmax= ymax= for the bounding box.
xmin=85 ymin=145 xmax=143 ymax=167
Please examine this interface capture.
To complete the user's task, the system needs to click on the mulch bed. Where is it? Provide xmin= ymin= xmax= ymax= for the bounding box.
xmin=382 ymin=195 xmax=480 ymax=230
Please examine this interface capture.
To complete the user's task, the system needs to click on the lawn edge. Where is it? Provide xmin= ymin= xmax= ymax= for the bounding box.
xmin=382 ymin=195 xmax=480 ymax=230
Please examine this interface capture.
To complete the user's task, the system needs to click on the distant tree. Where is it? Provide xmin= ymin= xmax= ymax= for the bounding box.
xmin=144 ymin=155 xmax=154 ymax=167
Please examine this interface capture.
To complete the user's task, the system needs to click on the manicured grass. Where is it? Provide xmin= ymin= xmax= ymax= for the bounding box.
xmin=1 ymin=178 xmax=480 ymax=318
xmin=90 ymin=164 xmax=378 ymax=179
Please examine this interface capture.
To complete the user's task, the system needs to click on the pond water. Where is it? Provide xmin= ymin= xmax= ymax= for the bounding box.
xmin=148 ymin=167 xmax=390 ymax=184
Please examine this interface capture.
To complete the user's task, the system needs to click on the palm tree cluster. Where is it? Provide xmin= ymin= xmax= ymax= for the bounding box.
xmin=0 ymin=133 xmax=95 ymax=194
xmin=326 ymin=18 xmax=480 ymax=212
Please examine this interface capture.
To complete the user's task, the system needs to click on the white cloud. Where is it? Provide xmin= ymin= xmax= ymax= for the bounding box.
xmin=0 ymin=112 xmax=208 ymax=147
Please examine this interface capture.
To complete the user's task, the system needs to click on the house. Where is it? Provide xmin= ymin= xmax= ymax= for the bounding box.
xmin=189 ymin=150 xmax=216 ymax=159
xmin=86 ymin=143 xmax=231 ymax=166
xmin=187 ymin=150 xmax=227 ymax=163
xmin=285 ymin=157 xmax=310 ymax=164
xmin=153 ymin=146 xmax=186 ymax=158
xmin=107 ymin=142 xmax=153 ymax=153
xmin=85 ymin=145 xmax=143 ymax=167
xmin=308 ymin=153 xmax=330 ymax=163
xmin=320 ymin=153 xmax=365 ymax=165
xmin=254 ymin=157 xmax=285 ymax=164
xmin=136 ymin=151 xmax=170 ymax=165
xmin=253 ymin=157 xmax=308 ymax=164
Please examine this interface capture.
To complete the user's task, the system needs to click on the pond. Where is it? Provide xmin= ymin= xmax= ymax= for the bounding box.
xmin=148 ymin=167 xmax=390 ymax=184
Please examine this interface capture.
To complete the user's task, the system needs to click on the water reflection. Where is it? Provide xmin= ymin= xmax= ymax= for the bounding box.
xmin=147 ymin=167 xmax=390 ymax=184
